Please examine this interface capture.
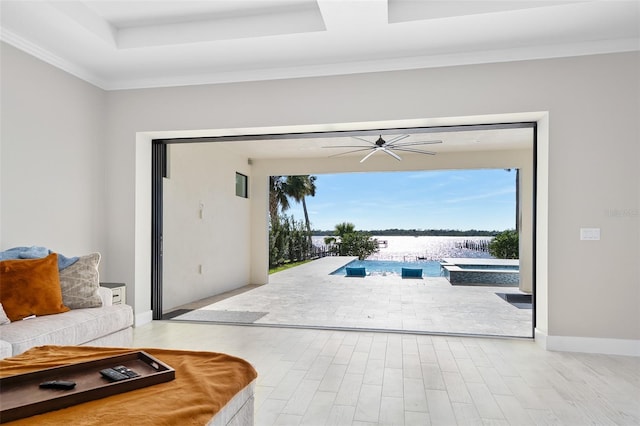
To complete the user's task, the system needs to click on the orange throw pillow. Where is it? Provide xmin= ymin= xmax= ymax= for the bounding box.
xmin=0 ymin=253 xmax=70 ymax=321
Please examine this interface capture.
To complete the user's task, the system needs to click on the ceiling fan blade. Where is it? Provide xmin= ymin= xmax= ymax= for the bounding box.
xmin=392 ymin=147 xmax=437 ymax=155
xmin=382 ymin=148 xmax=402 ymax=161
xmin=359 ymin=149 xmax=379 ymax=163
xmin=387 ymin=140 xmax=443 ymax=148
xmin=351 ymin=136 xmax=378 ymax=146
xmin=328 ymin=147 xmax=374 ymax=158
xmin=383 ymin=134 xmax=410 ymax=145
xmin=322 ymin=145 xmax=373 ymax=149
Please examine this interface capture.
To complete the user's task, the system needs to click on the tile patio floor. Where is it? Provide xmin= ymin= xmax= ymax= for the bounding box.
xmin=170 ymin=257 xmax=533 ymax=338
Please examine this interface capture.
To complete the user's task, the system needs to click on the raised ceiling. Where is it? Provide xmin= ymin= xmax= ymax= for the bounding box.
xmin=1 ymin=0 xmax=638 ymax=90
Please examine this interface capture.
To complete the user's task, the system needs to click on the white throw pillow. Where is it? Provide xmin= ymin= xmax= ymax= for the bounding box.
xmin=59 ymin=253 xmax=102 ymax=309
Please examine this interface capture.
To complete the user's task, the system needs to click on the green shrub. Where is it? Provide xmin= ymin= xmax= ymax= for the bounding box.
xmin=269 ymin=214 xmax=311 ymax=267
xmin=339 ymin=231 xmax=379 ymax=260
xmin=489 ymin=229 xmax=519 ymax=259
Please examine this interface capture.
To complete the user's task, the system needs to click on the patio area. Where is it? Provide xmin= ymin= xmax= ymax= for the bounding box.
xmin=166 ymin=257 xmax=533 ymax=338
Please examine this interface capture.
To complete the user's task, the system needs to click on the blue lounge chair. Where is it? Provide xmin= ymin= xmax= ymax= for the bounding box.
xmin=401 ymin=268 xmax=423 ymax=279
xmin=346 ymin=267 xmax=366 ymax=277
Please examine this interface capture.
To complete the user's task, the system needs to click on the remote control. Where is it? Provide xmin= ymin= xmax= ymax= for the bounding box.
xmin=100 ymin=365 xmax=140 ymax=382
xmin=113 ymin=365 xmax=140 ymax=379
xmin=39 ymin=380 xmax=76 ymax=390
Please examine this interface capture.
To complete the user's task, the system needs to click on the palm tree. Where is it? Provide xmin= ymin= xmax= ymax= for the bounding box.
xmin=283 ymin=175 xmax=317 ymax=246
xmin=284 ymin=176 xmax=316 ymax=232
xmin=324 ymin=222 xmax=356 ymax=245
xmin=269 ymin=175 xmax=289 ymax=224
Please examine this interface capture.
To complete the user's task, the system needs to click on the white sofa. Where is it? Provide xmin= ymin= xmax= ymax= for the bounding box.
xmin=0 ymin=287 xmax=133 ymax=359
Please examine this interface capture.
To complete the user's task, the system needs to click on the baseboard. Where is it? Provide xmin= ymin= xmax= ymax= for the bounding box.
xmin=535 ymin=328 xmax=640 ymax=356
xmin=134 ymin=310 xmax=153 ymax=327
xmin=534 ymin=328 xmax=548 ymax=350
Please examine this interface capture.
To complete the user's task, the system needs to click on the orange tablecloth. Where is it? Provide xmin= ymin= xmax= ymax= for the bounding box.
xmin=0 ymin=345 xmax=257 ymax=425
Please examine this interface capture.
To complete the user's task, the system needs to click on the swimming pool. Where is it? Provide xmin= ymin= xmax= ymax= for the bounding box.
xmin=441 ymin=258 xmax=520 ymax=286
xmin=331 ymin=259 xmax=442 ymax=277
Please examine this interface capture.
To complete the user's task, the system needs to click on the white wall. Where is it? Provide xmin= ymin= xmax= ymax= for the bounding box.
xmin=0 ymin=43 xmax=107 ymax=262
xmin=2 ymin=42 xmax=638 ymax=354
xmin=162 ymin=143 xmax=252 ymax=311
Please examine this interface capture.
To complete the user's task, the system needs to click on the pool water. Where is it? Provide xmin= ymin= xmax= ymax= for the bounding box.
xmin=331 ymin=259 xmax=442 ymax=277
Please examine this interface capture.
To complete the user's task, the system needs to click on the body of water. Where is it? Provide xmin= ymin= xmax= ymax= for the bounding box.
xmin=313 ymin=235 xmax=495 ymax=261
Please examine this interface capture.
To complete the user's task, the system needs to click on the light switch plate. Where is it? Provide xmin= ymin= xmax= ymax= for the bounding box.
xmin=580 ymin=228 xmax=600 ymax=240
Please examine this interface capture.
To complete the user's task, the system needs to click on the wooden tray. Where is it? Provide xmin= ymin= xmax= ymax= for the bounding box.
xmin=0 ymin=351 xmax=175 ymax=423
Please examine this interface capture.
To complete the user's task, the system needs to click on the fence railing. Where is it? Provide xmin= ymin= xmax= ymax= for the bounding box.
xmin=309 ymin=244 xmax=338 ymax=259
xmin=455 ymin=239 xmax=491 ymax=252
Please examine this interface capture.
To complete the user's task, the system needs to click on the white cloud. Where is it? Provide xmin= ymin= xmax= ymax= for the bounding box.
xmin=444 ymin=187 xmax=515 ymax=204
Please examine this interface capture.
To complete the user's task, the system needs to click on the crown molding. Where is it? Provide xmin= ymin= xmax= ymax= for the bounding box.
xmin=103 ymin=38 xmax=640 ymax=91
xmin=1 ymin=28 xmax=108 ymax=89
xmin=2 ymin=25 xmax=638 ymax=91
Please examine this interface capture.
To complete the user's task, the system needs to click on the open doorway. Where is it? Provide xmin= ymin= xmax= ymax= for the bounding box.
xmin=152 ymin=122 xmax=536 ymax=338
xmin=252 ymin=169 xmax=530 ymax=337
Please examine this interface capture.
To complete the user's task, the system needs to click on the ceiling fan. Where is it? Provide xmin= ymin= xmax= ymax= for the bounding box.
xmin=323 ymin=135 xmax=442 ymax=163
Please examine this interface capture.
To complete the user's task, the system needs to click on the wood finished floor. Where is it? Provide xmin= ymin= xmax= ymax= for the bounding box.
xmin=133 ymin=321 xmax=640 ymax=426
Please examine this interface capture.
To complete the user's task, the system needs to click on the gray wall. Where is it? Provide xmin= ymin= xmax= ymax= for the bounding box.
xmin=0 ymin=43 xmax=107 ymax=263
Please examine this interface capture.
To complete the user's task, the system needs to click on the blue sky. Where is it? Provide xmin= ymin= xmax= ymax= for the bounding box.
xmin=284 ymin=169 xmax=516 ymax=231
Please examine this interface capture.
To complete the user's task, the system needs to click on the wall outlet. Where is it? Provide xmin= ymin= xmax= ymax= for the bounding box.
xmin=580 ymin=228 xmax=600 ymax=241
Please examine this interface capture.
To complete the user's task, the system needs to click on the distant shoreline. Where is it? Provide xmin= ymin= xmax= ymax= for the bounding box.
xmin=311 ymin=234 xmax=495 ymax=261
xmin=312 ymin=229 xmax=501 ymax=237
